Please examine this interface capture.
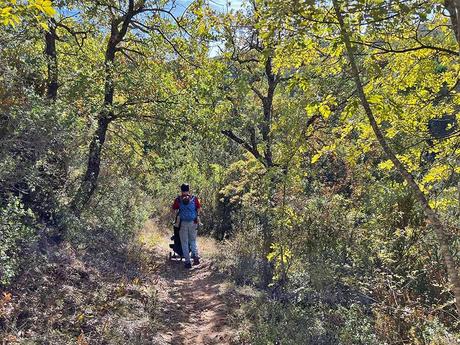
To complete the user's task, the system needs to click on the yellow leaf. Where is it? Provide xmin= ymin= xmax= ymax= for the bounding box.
xmin=368 ymin=94 xmax=383 ymax=104
xmin=311 ymin=153 xmax=322 ymax=164
xmin=422 ymin=165 xmax=449 ymax=184
xmin=39 ymin=20 xmax=48 ymax=30
xmin=386 ymin=127 xmax=398 ymax=139
xmin=42 ymin=3 xmax=56 ymax=16
xmin=378 ymin=160 xmax=394 ymax=171
xmin=1 ymin=7 xmax=13 ymax=15
xmin=30 ymin=0 xmax=56 ymax=16
xmin=319 ymin=104 xmax=331 ymax=119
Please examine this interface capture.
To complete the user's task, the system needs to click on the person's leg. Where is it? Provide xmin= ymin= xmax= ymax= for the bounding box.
xmin=189 ymin=223 xmax=199 ymax=263
xmin=179 ymin=222 xmax=191 ymax=265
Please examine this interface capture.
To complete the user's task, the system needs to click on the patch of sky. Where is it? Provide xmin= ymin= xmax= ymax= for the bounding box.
xmin=174 ymin=0 xmax=244 ymax=14
xmin=57 ymin=1 xmax=244 ymax=58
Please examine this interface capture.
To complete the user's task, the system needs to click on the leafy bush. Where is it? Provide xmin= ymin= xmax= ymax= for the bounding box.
xmin=0 ymin=197 xmax=36 ymax=285
xmin=0 ymin=95 xmax=80 ymax=223
xmin=222 ymin=171 xmax=460 ymax=344
xmin=338 ymin=304 xmax=380 ymax=345
xmin=86 ymin=177 xmax=151 ymax=238
xmin=236 ymin=297 xmax=381 ymax=345
xmin=64 ymin=176 xmax=152 ymax=245
xmin=216 ymin=224 xmax=265 ymax=286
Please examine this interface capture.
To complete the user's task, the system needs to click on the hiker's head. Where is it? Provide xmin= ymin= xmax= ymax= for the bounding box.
xmin=180 ymin=183 xmax=190 ymax=195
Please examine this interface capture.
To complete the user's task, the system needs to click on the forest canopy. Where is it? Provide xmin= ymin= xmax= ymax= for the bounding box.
xmin=1 ymin=0 xmax=460 ymax=343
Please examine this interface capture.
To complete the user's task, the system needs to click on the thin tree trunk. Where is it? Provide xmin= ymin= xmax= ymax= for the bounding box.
xmin=71 ymin=2 xmax=137 ymax=213
xmin=44 ymin=0 xmax=58 ymax=101
xmin=260 ymin=57 xmax=278 ymax=287
xmin=333 ymin=0 xmax=460 ymax=313
xmin=71 ymin=116 xmax=111 ymax=212
xmin=45 ymin=19 xmax=58 ymax=101
xmin=70 ymin=50 xmax=116 ymax=213
xmin=261 ymin=57 xmax=276 ymax=168
xmin=444 ymin=0 xmax=460 ymax=53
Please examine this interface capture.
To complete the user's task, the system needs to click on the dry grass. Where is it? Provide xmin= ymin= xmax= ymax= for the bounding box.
xmin=138 ymin=218 xmax=220 ymax=258
xmin=198 ymin=236 xmax=220 ymax=258
xmin=1 ymin=218 xmax=231 ymax=344
xmin=0 ymin=228 xmax=165 ymax=344
xmin=138 ymin=218 xmax=170 ymax=250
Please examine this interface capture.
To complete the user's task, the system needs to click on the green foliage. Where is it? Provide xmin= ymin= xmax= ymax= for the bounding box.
xmin=1 ymin=0 xmax=460 ymax=343
xmin=80 ymin=177 xmax=152 ymax=241
xmin=218 ymin=145 xmax=458 ymax=342
xmin=0 ymin=0 xmax=55 ymax=27
xmin=236 ymin=297 xmax=380 ymax=345
xmin=216 ymin=225 xmax=265 ymax=286
xmin=0 ymin=196 xmax=36 ymax=285
xmin=0 ymin=96 xmax=79 ymax=220
xmin=338 ymin=304 xmax=380 ymax=345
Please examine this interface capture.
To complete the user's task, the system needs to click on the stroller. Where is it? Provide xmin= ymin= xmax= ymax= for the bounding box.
xmin=168 ymin=219 xmax=191 ymax=260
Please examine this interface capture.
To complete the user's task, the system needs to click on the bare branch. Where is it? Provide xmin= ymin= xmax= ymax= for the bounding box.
xmin=221 ymin=129 xmax=266 ymax=166
xmin=250 ymin=84 xmax=265 ymax=101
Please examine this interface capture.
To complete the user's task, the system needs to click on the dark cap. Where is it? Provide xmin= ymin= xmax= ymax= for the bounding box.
xmin=180 ymin=183 xmax=190 ymax=192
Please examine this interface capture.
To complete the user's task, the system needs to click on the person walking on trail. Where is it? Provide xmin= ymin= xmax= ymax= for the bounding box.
xmin=172 ymin=183 xmax=202 ymax=269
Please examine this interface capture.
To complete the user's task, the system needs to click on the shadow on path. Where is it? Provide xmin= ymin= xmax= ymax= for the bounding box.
xmin=153 ymin=252 xmax=236 ymax=345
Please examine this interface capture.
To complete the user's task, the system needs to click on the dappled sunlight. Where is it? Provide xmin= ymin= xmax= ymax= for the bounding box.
xmin=1 ymin=0 xmax=459 ymax=343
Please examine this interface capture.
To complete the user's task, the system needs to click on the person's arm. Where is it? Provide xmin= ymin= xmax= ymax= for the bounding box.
xmin=172 ymin=197 xmax=180 ymax=210
xmin=195 ymin=197 xmax=203 ymax=225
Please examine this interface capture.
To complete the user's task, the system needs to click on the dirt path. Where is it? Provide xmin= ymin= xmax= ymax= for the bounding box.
xmin=0 ymin=220 xmax=240 ymax=344
xmin=155 ymin=260 xmax=235 ymax=344
xmin=144 ymin=223 xmax=237 ymax=345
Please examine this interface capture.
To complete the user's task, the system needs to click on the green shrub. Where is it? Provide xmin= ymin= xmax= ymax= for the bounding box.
xmin=216 ymin=224 xmax=265 ymax=286
xmin=338 ymin=304 xmax=380 ymax=345
xmin=235 ymin=297 xmax=384 ymax=345
xmin=237 ymin=297 xmax=340 ymax=345
xmin=0 ymin=96 xmax=80 ymax=223
xmin=0 ymin=196 xmax=36 ymax=285
xmin=64 ymin=176 xmax=152 ymax=245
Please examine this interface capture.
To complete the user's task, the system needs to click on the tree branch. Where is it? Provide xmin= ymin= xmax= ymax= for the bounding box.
xmin=221 ymin=129 xmax=266 ymax=166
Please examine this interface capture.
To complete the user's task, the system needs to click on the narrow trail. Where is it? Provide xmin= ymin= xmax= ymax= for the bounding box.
xmin=0 ymin=219 xmax=241 ymax=344
xmin=155 ymin=259 xmax=235 ymax=344
xmin=143 ymin=222 xmax=238 ymax=345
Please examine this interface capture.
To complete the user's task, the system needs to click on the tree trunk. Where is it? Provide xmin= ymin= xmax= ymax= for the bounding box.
xmin=44 ymin=0 xmax=58 ymax=101
xmin=333 ymin=0 xmax=460 ymax=314
xmin=259 ymin=57 xmax=278 ymax=287
xmin=445 ymin=0 xmax=460 ymax=46
xmin=70 ymin=116 xmax=111 ymax=212
xmin=260 ymin=57 xmax=276 ymax=168
xmin=45 ymin=19 xmax=58 ymax=101
xmin=70 ymin=19 xmax=124 ymax=213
